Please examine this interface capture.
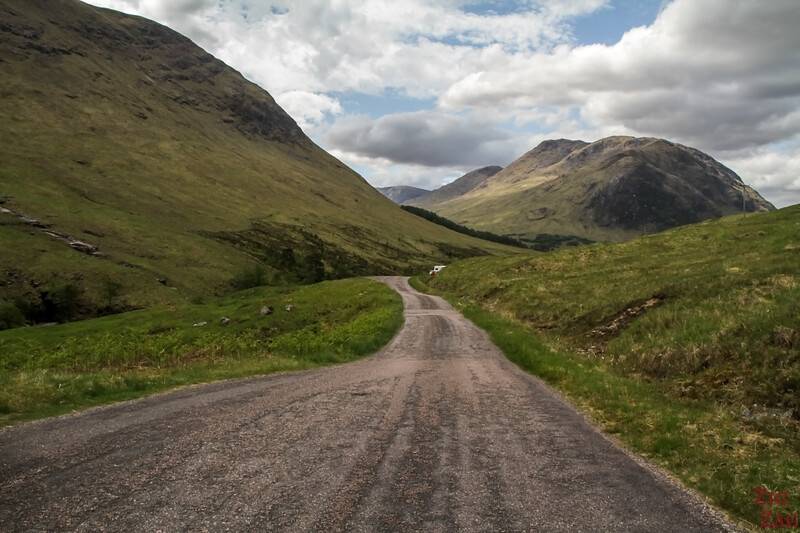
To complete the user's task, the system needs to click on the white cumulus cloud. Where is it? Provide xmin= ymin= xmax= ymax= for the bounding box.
xmin=326 ymin=111 xmax=525 ymax=168
xmin=441 ymin=0 xmax=800 ymax=152
xmin=275 ymin=91 xmax=342 ymax=131
xmin=84 ymin=0 xmax=800 ymax=206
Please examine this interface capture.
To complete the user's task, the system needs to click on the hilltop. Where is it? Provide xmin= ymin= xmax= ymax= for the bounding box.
xmin=414 ymin=136 xmax=774 ymax=242
xmin=0 ymin=0 xmax=510 ymax=325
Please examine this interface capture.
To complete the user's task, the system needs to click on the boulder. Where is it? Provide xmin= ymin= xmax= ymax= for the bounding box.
xmin=68 ymin=240 xmax=99 ymax=255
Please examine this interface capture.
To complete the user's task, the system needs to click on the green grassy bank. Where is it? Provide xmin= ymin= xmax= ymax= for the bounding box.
xmin=0 ymin=278 xmax=403 ymax=426
xmin=414 ymin=205 xmax=800 ymax=528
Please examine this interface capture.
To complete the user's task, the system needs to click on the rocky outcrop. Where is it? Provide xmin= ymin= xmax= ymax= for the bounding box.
xmin=0 ymin=0 xmax=306 ymax=144
xmin=0 ymin=202 xmax=101 ymax=256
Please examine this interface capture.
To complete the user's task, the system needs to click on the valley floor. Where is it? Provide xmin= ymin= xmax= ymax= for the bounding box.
xmin=0 ymin=277 xmax=734 ymax=532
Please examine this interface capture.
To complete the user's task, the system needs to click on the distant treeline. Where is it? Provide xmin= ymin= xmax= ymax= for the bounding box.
xmin=401 ymin=205 xmax=594 ymax=252
xmin=514 ymin=233 xmax=594 ymax=251
xmin=400 ymin=205 xmax=526 ymax=248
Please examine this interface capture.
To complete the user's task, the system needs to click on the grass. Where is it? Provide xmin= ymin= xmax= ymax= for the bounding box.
xmin=451 ymin=306 xmax=798 ymax=529
xmin=0 ymin=277 xmax=403 ymax=426
xmin=428 ymin=206 xmax=800 ymax=413
xmin=415 ymin=205 xmax=800 ymax=528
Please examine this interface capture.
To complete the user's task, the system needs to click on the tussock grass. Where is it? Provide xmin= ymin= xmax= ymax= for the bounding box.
xmin=0 ymin=278 xmax=403 ymax=426
xmin=428 ymin=206 xmax=800 ymax=413
xmin=418 ymin=205 xmax=800 ymax=527
xmin=451 ymin=306 xmax=798 ymax=529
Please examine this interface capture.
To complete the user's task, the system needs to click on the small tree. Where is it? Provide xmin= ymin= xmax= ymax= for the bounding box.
xmin=42 ymin=283 xmax=83 ymax=322
xmin=0 ymin=301 xmax=25 ymax=330
xmin=101 ymin=279 xmax=123 ymax=310
xmin=298 ymin=251 xmax=326 ymax=283
xmin=231 ymin=264 xmax=268 ymax=290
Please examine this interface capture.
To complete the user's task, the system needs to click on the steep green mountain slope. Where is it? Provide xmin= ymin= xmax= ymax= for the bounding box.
xmin=408 ymin=165 xmax=502 ymax=208
xmin=421 ymin=136 xmax=774 ymax=242
xmin=0 ymin=0 xmax=510 ymax=321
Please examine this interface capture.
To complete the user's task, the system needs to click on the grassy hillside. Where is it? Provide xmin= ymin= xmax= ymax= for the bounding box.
xmin=0 ymin=277 xmax=403 ymax=426
xmin=423 ymin=137 xmax=773 ymax=243
xmin=430 ymin=205 xmax=799 ymax=411
xmin=422 ymin=205 xmax=800 ymax=526
xmin=0 ymin=0 xmax=510 ymax=324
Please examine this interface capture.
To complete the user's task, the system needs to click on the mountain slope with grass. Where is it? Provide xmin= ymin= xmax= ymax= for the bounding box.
xmin=429 ymin=205 xmax=799 ymax=412
xmin=419 ymin=136 xmax=774 ymax=242
xmin=0 ymin=0 xmax=510 ymax=326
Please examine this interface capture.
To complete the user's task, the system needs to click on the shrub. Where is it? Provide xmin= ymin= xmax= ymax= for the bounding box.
xmin=101 ymin=279 xmax=123 ymax=309
xmin=0 ymin=301 xmax=25 ymax=330
xmin=41 ymin=283 xmax=84 ymax=322
xmin=231 ymin=264 xmax=269 ymax=290
xmin=297 ymin=252 xmax=326 ymax=283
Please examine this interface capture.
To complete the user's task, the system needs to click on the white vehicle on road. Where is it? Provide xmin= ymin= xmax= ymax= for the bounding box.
xmin=429 ymin=265 xmax=446 ymax=276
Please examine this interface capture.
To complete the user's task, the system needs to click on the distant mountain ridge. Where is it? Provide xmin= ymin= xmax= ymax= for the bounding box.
xmin=408 ymin=166 xmax=502 ymax=208
xmin=378 ymin=167 xmax=502 ymax=207
xmin=377 ymin=186 xmax=429 ymax=204
xmin=411 ymin=136 xmax=774 ymax=242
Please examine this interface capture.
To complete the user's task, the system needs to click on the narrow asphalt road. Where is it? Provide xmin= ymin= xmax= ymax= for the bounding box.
xmin=0 ymin=277 xmax=734 ymax=532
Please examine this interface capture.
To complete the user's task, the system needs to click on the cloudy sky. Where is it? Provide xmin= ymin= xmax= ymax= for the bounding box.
xmin=87 ymin=0 xmax=800 ymax=207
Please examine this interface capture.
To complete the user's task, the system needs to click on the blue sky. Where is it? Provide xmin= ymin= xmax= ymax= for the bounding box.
xmin=571 ymin=0 xmax=663 ymax=44
xmin=328 ymin=2 xmax=665 ymax=127
xmin=328 ymin=1 xmax=667 ymax=185
xmin=88 ymin=0 xmax=800 ymax=206
xmin=331 ymin=91 xmax=437 ymax=120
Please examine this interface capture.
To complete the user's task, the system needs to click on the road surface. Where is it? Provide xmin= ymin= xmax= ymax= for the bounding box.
xmin=0 ymin=277 xmax=734 ymax=531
